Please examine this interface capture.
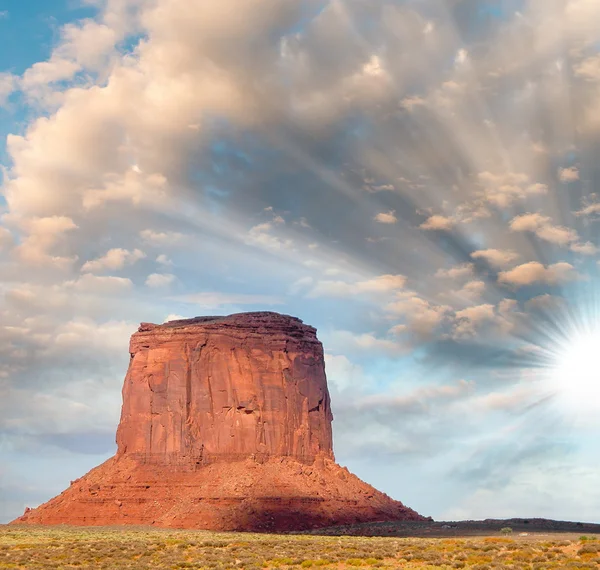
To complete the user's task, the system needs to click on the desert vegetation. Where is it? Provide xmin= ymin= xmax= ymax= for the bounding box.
xmin=1 ymin=526 xmax=599 ymax=570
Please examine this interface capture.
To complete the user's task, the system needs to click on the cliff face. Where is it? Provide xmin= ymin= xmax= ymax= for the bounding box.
xmin=12 ymin=312 xmax=427 ymax=531
xmin=116 ymin=313 xmax=333 ymax=464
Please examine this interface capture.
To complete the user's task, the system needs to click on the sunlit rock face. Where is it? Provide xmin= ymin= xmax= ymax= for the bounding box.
xmin=116 ymin=312 xmax=334 ymax=464
xmin=12 ymin=312 xmax=426 ymax=531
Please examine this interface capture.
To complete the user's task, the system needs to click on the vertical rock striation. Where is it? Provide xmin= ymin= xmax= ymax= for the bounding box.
xmin=12 ymin=312 xmax=427 ymax=531
xmin=116 ymin=313 xmax=334 ymax=464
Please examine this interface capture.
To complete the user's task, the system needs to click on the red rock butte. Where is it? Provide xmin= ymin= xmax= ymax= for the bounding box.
xmin=13 ymin=312 xmax=427 ymax=531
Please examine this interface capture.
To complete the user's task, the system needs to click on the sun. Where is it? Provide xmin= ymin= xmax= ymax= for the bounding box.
xmin=548 ymin=328 xmax=600 ymax=420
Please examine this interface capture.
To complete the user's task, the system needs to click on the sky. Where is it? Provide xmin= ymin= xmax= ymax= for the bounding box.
xmin=1 ymin=0 xmax=600 ymax=524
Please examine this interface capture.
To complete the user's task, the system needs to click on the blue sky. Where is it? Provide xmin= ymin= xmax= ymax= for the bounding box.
xmin=0 ymin=1 xmax=83 ymax=73
xmin=0 ymin=0 xmax=95 ymax=167
xmin=1 ymin=0 xmax=600 ymax=524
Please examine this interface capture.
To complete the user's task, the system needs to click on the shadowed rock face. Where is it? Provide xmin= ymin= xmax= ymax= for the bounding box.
xmin=12 ymin=312 xmax=427 ymax=531
xmin=116 ymin=312 xmax=334 ymax=464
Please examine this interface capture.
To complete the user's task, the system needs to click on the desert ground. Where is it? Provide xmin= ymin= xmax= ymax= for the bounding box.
xmin=2 ymin=521 xmax=599 ymax=570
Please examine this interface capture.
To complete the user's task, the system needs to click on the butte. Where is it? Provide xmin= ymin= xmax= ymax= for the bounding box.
xmin=13 ymin=312 xmax=427 ymax=531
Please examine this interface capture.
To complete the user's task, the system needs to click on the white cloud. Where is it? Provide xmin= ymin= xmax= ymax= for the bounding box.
xmin=81 ymin=248 xmax=145 ymax=273
xmin=324 ymin=354 xmax=366 ymax=393
xmin=246 ymin=222 xmax=293 ymax=251
xmin=440 ymin=464 xmax=600 ymax=523
xmin=65 ymin=274 xmax=134 ymax=294
xmin=400 ymin=96 xmax=426 ymax=111
xmin=558 ymin=166 xmax=580 ymax=182
xmin=471 ymin=249 xmax=520 ymax=268
xmin=83 ymin=170 xmax=168 ymax=210
xmin=57 ymin=19 xmax=118 ymax=70
xmin=19 ymin=18 xmax=118 ymax=104
xmin=558 ymin=2 xmax=600 ymax=73
xmin=175 ymin=292 xmax=284 ymax=308
xmin=48 ymin=318 xmax=133 ymax=354
xmin=357 ymin=379 xmax=474 ymax=411
xmin=309 ymin=274 xmax=406 ymax=298
xmin=4 ymin=284 xmax=69 ymax=312
xmin=387 ymin=292 xmax=451 ymax=340
xmin=509 ymin=212 xmax=551 ymax=233
xmin=469 ymin=385 xmax=538 ymax=413
xmin=163 ymin=314 xmax=186 ymax=323
xmin=0 ymin=72 xmax=15 ymax=106
xmin=574 ymin=54 xmax=600 ymax=81
xmin=455 ymin=48 xmax=468 ymax=65
xmin=289 ymin=276 xmax=313 ymax=295
xmin=570 ymin=241 xmax=598 ymax=255
xmin=15 ymin=216 xmax=79 ymax=268
xmin=364 ymin=183 xmax=395 ymax=193
xmin=419 ymin=214 xmax=454 ymax=231
xmin=357 ymin=274 xmax=406 ymax=292
xmin=4 ymin=86 xmax=132 ymax=219
xmin=574 ymin=199 xmax=600 ymax=218
xmin=435 ymin=263 xmax=473 ymax=280
xmin=509 ymin=212 xmax=593 ymax=252
xmin=477 ymin=171 xmax=548 ymax=208
xmin=509 ymin=213 xmax=574 ymax=244
xmin=453 ymin=303 xmax=499 ymax=339
xmin=21 ymin=58 xmax=81 ymax=93
xmin=3 ymin=0 xmax=313 ymax=251
xmin=374 ymin=210 xmax=397 ymax=224
xmin=290 ymin=49 xmax=394 ymax=123
xmin=498 ymin=262 xmax=580 ymax=288
xmin=145 ymin=273 xmax=175 ymax=288
xmin=326 ymin=330 xmax=403 ymax=356
xmin=454 ymin=200 xmax=492 ymax=224
xmin=140 ymin=229 xmax=184 ymax=246
xmin=0 ymin=227 xmax=13 ymax=250
xmin=533 ymin=224 xmax=579 ymax=247
xmin=156 ymin=254 xmax=172 ymax=266
xmin=525 ymin=294 xmax=565 ymax=312
xmin=455 ymin=280 xmax=486 ymax=301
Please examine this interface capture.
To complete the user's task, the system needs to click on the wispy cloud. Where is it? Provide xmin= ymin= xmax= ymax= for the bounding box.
xmin=174 ymin=292 xmax=285 ymax=308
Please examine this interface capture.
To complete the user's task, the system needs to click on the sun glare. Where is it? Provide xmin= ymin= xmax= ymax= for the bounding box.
xmin=549 ymin=328 xmax=600 ymax=420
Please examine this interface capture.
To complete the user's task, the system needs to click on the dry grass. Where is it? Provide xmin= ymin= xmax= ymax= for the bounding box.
xmin=0 ymin=526 xmax=599 ymax=570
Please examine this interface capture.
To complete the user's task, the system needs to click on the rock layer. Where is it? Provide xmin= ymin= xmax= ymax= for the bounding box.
xmin=13 ymin=312 xmax=427 ymax=530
